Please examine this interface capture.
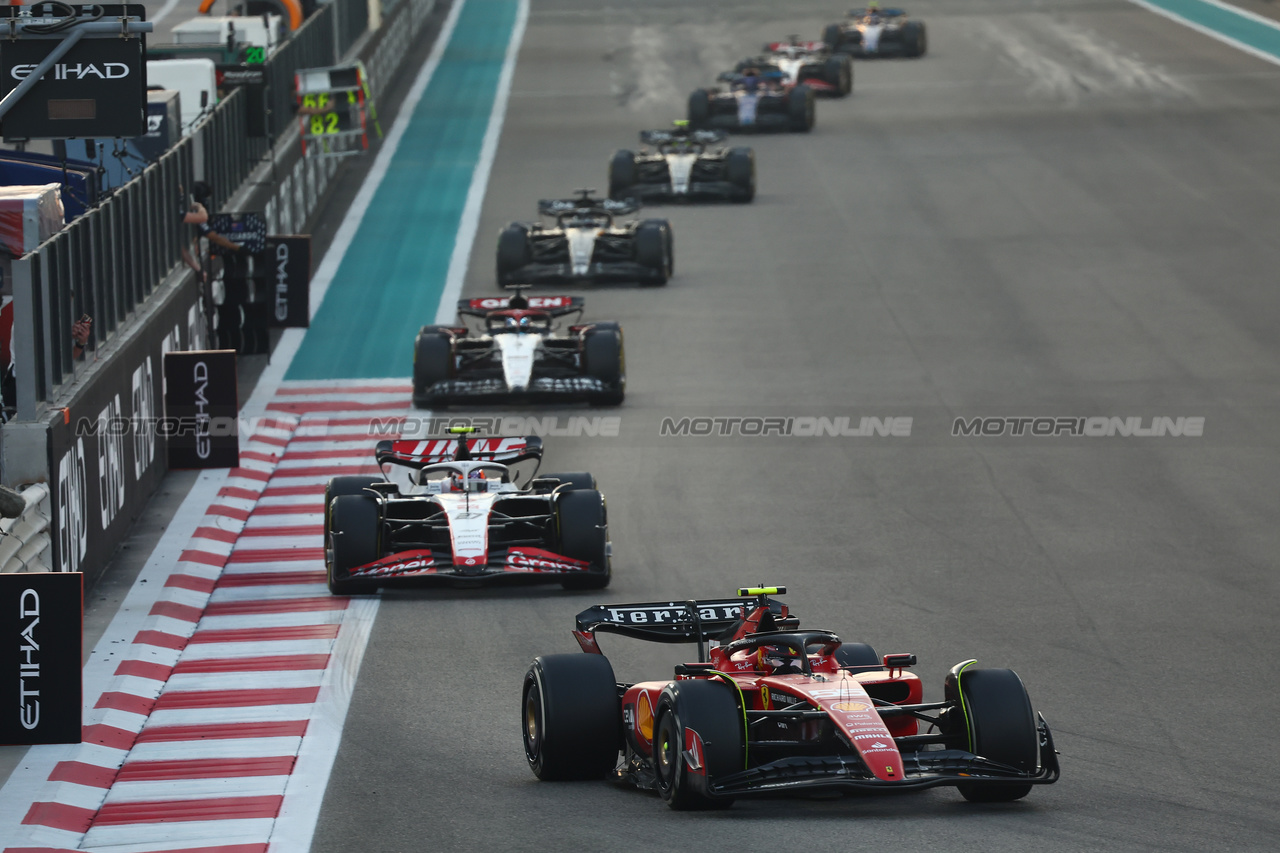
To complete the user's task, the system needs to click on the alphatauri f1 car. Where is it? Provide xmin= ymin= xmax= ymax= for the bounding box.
xmin=412 ymin=292 xmax=624 ymax=408
xmin=689 ymin=72 xmax=815 ymax=133
xmin=324 ymin=430 xmax=610 ymax=594
xmin=609 ymin=125 xmax=755 ymax=203
xmin=735 ymin=38 xmax=853 ymax=97
xmin=523 ymin=587 xmax=1059 ymax=808
xmin=824 ymin=7 xmax=927 ymax=58
xmin=497 ymin=191 xmax=672 ymax=286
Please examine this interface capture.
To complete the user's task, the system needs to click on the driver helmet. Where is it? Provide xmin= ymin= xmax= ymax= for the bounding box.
xmin=504 ymin=316 xmax=519 ymax=330
xmin=754 ymin=644 xmax=803 ymax=675
xmin=468 ymin=468 xmax=487 ymax=479
xmin=519 ymin=316 xmax=532 ymax=331
xmin=448 ymin=473 xmax=464 ymax=492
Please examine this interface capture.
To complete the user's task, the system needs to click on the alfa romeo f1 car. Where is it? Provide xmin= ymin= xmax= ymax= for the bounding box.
xmin=497 ymin=191 xmax=672 ymax=286
xmin=523 ymin=586 xmax=1059 ymax=808
xmin=609 ymin=125 xmax=755 ymax=203
xmin=324 ymin=430 xmax=610 ymax=594
xmin=688 ymin=72 xmax=815 ymax=133
xmin=824 ymin=7 xmax=927 ymax=58
xmin=734 ymin=38 xmax=853 ymax=97
xmin=413 ymin=291 xmax=624 ymax=408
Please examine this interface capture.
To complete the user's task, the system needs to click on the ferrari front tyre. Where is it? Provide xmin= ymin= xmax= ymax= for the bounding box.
xmin=582 ymin=328 xmax=625 ymax=406
xmin=654 ymin=680 xmax=743 ymax=810
xmin=543 ymin=471 xmax=596 ymax=491
xmin=903 ymin=21 xmax=927 ymax=57
xmin=949 ymin=667 xmax=1039 ymax=802
xmin=327 ymin=494 xmax=380 ymax=595
xmin=834 ymin=641 xmax=881 ymax=672
xmin=608 ymin=150 xmax=638 ymax=199
xmin=523 ymin=654 xmax=621 ymax=780
xmin=824 ymin=54 xmax=853 ymax=96
xmin=496 ymin=223 xmax=531 ymax=284
xmin=556 ymin=488 xmax=609 ymax=589
xmin=635 ymin=221 xmax=671 ymax=285
xmin=725 ymin=147 xmax=755 ymax=202
xmin=788 ymin=85 xmax=815 ymax=132
xmin=413 ymin=331 xmax=453 ymax=408
xmin=688 ymin=89 xmax=711 ymax=128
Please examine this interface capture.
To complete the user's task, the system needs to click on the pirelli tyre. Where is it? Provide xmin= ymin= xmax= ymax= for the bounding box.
xmin=583 ymin=327 xmax=625 ymax=406
xmin=543 ymin=472 xmax=596 ymax=491
xmin=608 ymin=150 xmax=638 ymax=200
xmin=324 ymin=476 xmax=385 ymax=531
xmin=945 ymin=665 xmax=1039 ymax=802
xmin=902 ymin=20 xmax=927 ymax=57
xmin=556 ymin=488 xmax=610 ymax=590
xmin=523 ymin=653 xmax=621 ymax=780
xmin=413 ymin=329 xmax=454 ymax=408
xmin=688 ymin=89 xmax=711 ymax=129
xmin=788 ymin=85 xmax=816 ymax=132
xmin=496 ymin=223 xmax=531 ymax=284
xmin=327 ymin=494 xmax=381 ymax=595
xmin=654 ymin=680 xmax=743 ymax=810
xmin=824 ymin=54 xmax=853 ymax=95
xmin=725 ymin=147 xmax=755 ymax=202
xmin=635 ymin=220 xmax=672 ymax=284
xmin=822 ymin=23 xmax=846 ymax=52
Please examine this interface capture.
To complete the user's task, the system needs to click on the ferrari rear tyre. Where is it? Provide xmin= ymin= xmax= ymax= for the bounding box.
xmin=583 ymin=328 xmax=625 ymax=406
xmin=556 ymin=488 xmax=609 ymax=589
xmin=834 ymin=642 xmax=881 ymax=672
xmin=635 ymin=221 xmax=671 ymax=285
xmin=950 ymin=667 xmax=1038 ymax=802
xmin=725 ymin=148 xmax=755 ymax=202
xmin=608 ymin=150 xmax=637 ymax=199
xmin=328 ymin=494 xmax=380 ymax=595
xmin=523 ymin=654 xmax=621 ymax=780
xmin=824 ymin=54 xmax=853 ymax=95
xmin=413 ymin=331 xmax=453 ymax=408
xmin=543 ymin=472 xmax=596 ymax=492
xmin=903 ymin=21 xmax=927 ymax=57
xmin=688 ymin=89 xmax=711 ymax=128
xmin=654 ymin=681 xmax=743 ymax=810
xmin=496 ymin=223 xmax=531 ymax=285
xmin=788 ymin=85 xmax=815 ymax=132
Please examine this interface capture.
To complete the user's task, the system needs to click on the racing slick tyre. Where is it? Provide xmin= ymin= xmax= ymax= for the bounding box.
xmin=822 ymin=23 xmax=843 ymax=50
xmin=583 ymin=328 xmax=625 ymax=406
xmin=556 ymin=488 xmax=610 ymax=590
xmin=688 ymin=89 xmax=711 ymax=129
xmin=903 ymin=21 xmax=927 ymax=57
xmin=834 ymin=641 xmax=881 ymax=673
xmin=543 ymin=472 xmax=596 ymax=491
xmin=324 ymin=476 xmax=385 ymax=531
xmin=523 ymin=654 xmax=620 ymax=781
xmin=635 ymin=220 xmax=671 ymax=285
xmin=655 ymin=680 xmax=743 ymax=810
xmin=608 ymin=150 xmax=637 ymax=200
xmin=788 ymin=85 xmax=816 ymax=132
xmin=496 ymin=223 xmax=531 ymax=285
xmin=327 ymin=495 xmax=380 ymax=595
xmin=725 ymin=147 xmax=755 ymax=202
xmin=413 ymin=330 xmax=453 ymax=408
xmin=823 ymin=54 xmax=853 ymax=96
xmin=947 ymin=667 xmax=1038 ymax=802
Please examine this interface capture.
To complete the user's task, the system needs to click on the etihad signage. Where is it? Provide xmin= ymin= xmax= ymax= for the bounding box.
xmin=0 ymin=573 xmax=82 ymax=745
xmin=164 ymin=350 xmax=239 ymax=469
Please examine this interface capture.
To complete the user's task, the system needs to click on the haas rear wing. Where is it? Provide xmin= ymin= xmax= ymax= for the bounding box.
xmin=574 ymin=594 xmax=793 ymax=646
xmin=456 ymin=295 xmax=584 ymax=317
xmin=374 ymin=436 xmax=544 ymax=469
xmin=538 ymin=197 xmax=639 ymax=217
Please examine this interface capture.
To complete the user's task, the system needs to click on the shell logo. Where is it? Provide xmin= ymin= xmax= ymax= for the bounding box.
xmin=832 ymin=701 xmax=871 ymax=712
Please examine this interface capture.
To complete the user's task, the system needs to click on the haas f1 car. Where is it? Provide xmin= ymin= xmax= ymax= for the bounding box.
xmin=609 ymin=125 xmax=755 ymax=203
xmin=735 ymin=38 xmax=853 ymax=97
xmin=824 ymin=7 xmax=927 ymax=58
xmin=324 ymin=431 xmax=610 ymax=594
xmin=523 ymin=587 xmax=1059 ymax=808
xmin=689 ymin=72 xmax=815 ymax=133
xmin=497 ymin=192 xmax=672 ymax=286
xmin=413 ymin=292 xmax=624 ymax=408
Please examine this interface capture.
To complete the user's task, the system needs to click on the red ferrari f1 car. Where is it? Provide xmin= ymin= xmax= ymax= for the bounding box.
xmin=522 ymin=587 xmax=1059 ymax=808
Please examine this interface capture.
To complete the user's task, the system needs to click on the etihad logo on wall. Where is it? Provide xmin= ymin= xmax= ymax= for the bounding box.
xmin=9 ymin=63 xmax=132 ymax=81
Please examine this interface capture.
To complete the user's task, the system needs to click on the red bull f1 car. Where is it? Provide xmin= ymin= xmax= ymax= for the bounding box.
xmin=689 ymin=72 xmax=815 ymax=133
xmin=324 ymin=431 xmax=610 ymax=594
xmin=522 ymin=587 xmax=1059 ymax=808
xmin=413 ymin=291 xmax=624 ymax=408
xmin=734 ymin=38 xmax=853 ymax=97
xmin=824 ymin=7 xmax=927 ymax=58
xmin=609 ymin=125 xmax=755 ymax=203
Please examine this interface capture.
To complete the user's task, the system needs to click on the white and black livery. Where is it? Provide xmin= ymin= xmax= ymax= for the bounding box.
xmin=689 ymin=71 xmax=815 ymax=133
xmin=412 ymin=292 xmax=625 ymax=408
xmin=609 ymin=126 xmax=755 ymax=203
xmin=823 ymin=7 xmax=927 ymax=58
xmin=497 ymin=191 xmax=673 ymax=286
xmin=735 ymin=38 xmax=853 ymax=97
xmin=324 ymin=431 xmax=611 ymax=594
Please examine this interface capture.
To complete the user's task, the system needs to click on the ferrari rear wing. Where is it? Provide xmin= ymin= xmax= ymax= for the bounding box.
xmin=574 ymin=595 xmax=791 ymax=645
xmin=456 ymin=295 xmax=584 ymax=317
xmin=374 ymin=436 xmax=544 ymax=469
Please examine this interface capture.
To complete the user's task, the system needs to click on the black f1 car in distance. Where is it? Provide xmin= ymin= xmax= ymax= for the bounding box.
xmin=412 ymin=291 xmax=624 ymax=408
xmin=497 ymin=191 xmax=672 ymax=286
xmin=609 ymin=124 xmax=755 ymax=203
xmin=523 ymin=586 xmax=1059 ymax=808
xmin=824 ymin=6 xmax=927 ymax=58
xmin=689 ymin=72 xmax=815 ymax=133
xmin=324 ymin=428 xmax=610 ymax=594
xmin=735 ymin=38 xmax=853 ymax=97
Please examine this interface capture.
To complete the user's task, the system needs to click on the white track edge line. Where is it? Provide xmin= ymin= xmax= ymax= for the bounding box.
xmin=1127 ymin=0 xmax=1280 ymax=68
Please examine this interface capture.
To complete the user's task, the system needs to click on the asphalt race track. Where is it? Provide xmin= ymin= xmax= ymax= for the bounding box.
xmin=242 ymin=0 xmax=1280 ymax=849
